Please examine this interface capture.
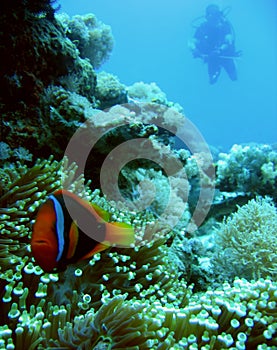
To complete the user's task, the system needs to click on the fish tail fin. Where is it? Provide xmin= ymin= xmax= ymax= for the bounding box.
xmin=104 ymin=222 xmax=135 ymax=248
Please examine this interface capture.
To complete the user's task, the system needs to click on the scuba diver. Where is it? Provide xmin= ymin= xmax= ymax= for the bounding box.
xmin=189 ymin=4 xmax=241 ymax=84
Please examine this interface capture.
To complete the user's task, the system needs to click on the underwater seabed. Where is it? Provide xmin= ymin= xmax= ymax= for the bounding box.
xmin=0 ymin=0 xmax=277 ymax=349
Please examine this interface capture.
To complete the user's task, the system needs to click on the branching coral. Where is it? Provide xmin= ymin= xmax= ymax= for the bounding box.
xmin=212 ymin=197 xmax=277 ymax=282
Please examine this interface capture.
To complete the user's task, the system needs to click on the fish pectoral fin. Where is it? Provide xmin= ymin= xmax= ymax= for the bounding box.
xmin=67 ymin=220 xmax=79 ymax=259
xmin=81 ymin=243 xmax=109 ymax=260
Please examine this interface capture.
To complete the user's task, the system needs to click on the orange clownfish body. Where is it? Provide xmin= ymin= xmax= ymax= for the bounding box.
xmin=31 ymin=189 xmax=135 ymax=272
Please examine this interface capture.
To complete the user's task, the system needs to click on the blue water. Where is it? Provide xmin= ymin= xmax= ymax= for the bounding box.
xmin=57 ymin=0 xmax=277 ymax=151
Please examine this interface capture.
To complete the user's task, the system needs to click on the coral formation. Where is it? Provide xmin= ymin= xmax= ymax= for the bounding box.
xmin=212 ymin=197 xmax=277 ymax=282
xmin=216 ymin=143 xmax=277 ymax=199
xmin=0 ymin=1 xmax=99 ymax=158
xmin=0 ymin=142 xmax=11 ymax=161
xmin=95 ymin=71 xmax=128 ymax=109
xmin=39 ymin=85 xmax=99 ymax=157
xmin=128 ymin=81 xmax=183 ymax=112
xmin=71 ymin=103 xmax=187 ymax=189
xmin=56 ymin=13 xmax=114 ymax=69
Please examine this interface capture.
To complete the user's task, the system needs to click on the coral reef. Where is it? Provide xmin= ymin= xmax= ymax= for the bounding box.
xmin=1 ymin=1 xmax=277 ymax=349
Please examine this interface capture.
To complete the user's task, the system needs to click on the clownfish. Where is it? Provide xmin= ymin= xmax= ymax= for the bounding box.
xmin=31 ymin=189 xmax=135 ymax=272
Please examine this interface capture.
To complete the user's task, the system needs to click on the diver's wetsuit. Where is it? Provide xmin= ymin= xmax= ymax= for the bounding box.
xmin=194 ymin=15 xmax=238 ymax=84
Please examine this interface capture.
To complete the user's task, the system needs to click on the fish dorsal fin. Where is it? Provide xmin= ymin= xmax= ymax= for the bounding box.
xmin=56 ymin=189 xmax=110 ymax=223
